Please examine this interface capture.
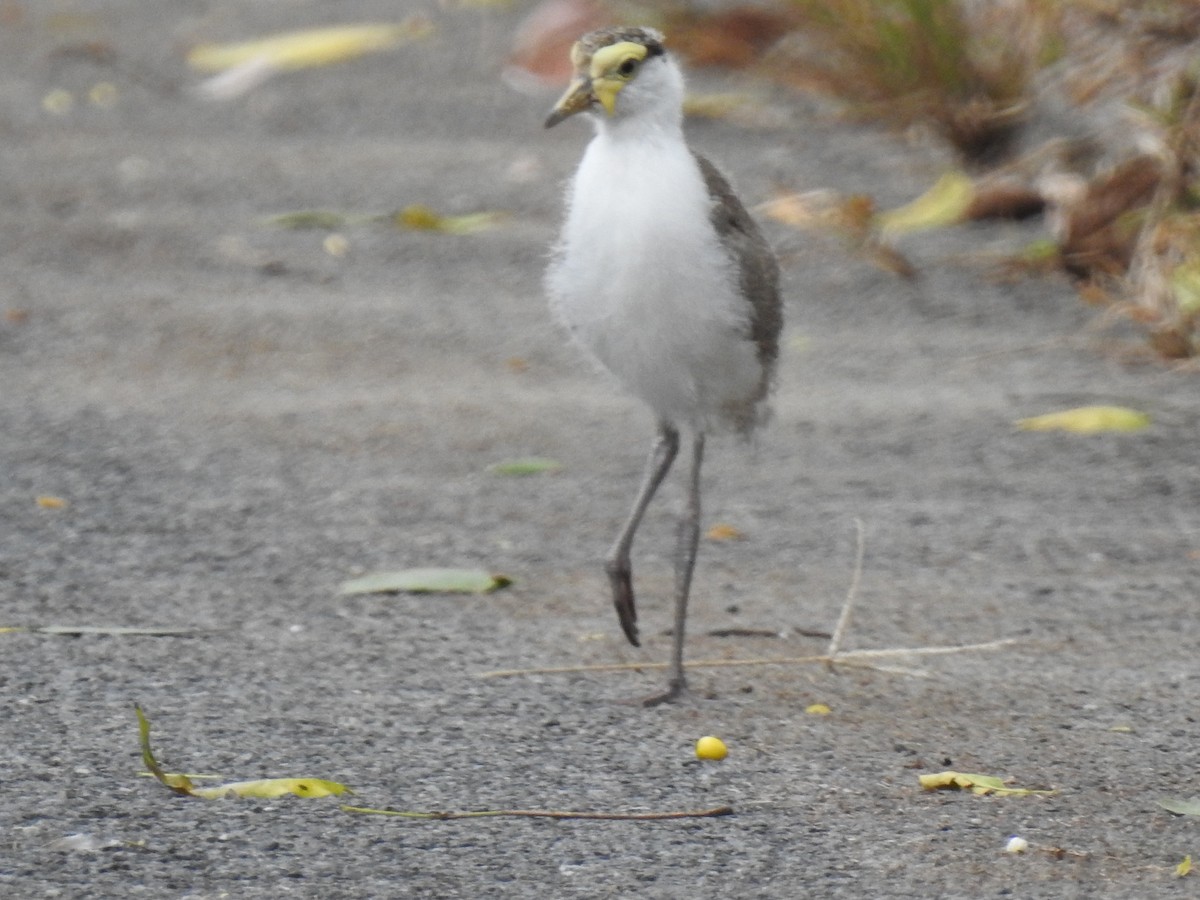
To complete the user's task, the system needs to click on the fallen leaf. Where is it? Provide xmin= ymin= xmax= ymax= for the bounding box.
xmin=1178 ymin=855 xmax=1193 ymax=878
xmin=1170 ymin=260 xmax=1200 ymax=316
xmin=42 ymin=88 xmax=73 ymax=115
xmin=919 ymin=771 xmax=1055 ymax=796
xmin=761 ymin=191 xmax=873 ymax=235
xmin=136 ymin=705 xmax=351 ymax=800
xmin=88 ymin=82 xmax=118 ymax=108
xmin=190 ymin=778 xmax=351 ymax=800
xmin=1157 ymin=797 xmax=1200 ymax=817
xmin=705 ymin=523 xmax=744 ymax=541
xmin=487 ymin=457 xmax=563 ymax=476
xmin=805 ymin=703 xmax=831 ymax=715
xmin=187 ymin=21 xmax=432 ymax=73
xmin=137 ymin=705 xmax=196 ymax=795
xmin=965 ymin=181 xmax=1045 ymax=221
xmin=339 ymin=568 xmax=513 ymax=596
xmin=36 ymin=495 xmax=68 ymax=509
xmin=393 ymin=205 xmax=505 ymax=235
xmin=1016 ymin=406 xmax=1151 ymax=434
xmin=263 ymin=210 xmax=352 ymax=230
xmin=876 ymin=171 xmax=976 ymax=238
xmin=26 ymin=625 xmax=211 ymax=636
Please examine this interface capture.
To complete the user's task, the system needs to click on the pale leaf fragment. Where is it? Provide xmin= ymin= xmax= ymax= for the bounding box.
xmin=487 ymin=457 xmax=563 ymax=476
xmin=188 ymin=21 xmax=433 ymax=73
xmin=1016 ymin=406 xmax=1150 ymax=434
xmin=919 ymin=771 xmax=1055 ymax=796
xmin=705 ymin=523 xmax=744 ymax=542
xmin=1157 ymin=798 xmax=1200 ymax=817
xmin=339 ymin=568 xmax=512 ymax=596
xmin=877 ymin=171 xmax=975 ymax=239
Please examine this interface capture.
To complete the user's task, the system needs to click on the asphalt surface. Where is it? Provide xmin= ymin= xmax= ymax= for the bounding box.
xmin=2 ymin=2 xmax=1199 ymax=897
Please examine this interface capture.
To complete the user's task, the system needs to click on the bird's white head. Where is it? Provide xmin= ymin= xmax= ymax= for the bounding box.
xmin=544 ymin=27 xmax=683 ymax=132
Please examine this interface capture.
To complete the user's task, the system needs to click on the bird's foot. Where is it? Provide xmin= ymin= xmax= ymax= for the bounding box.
xmin=641 ymin=676 xmax=687 ymax=707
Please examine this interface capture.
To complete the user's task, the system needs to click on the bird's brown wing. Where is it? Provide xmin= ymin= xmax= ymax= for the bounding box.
xmin=693 ymin=152 xmax=782 ymax=408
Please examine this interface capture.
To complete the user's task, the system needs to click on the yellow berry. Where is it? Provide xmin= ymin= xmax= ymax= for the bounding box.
xmin=695 ymin=736 xmax=728 ymax=761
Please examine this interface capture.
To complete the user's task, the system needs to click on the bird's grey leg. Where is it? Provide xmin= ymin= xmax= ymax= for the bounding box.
xmin=644 ymin=431 xmax=704 ymax=707
xmin=605 ymin=424 xmax=680 ymax=648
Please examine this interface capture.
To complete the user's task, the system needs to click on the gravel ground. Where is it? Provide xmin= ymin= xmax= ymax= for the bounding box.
xmin=2 ymin=2 xmax=1199 ymax=897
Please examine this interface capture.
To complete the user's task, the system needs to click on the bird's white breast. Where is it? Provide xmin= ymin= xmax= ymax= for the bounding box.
xmin=547 ymin=129 xmax=761 ymax=431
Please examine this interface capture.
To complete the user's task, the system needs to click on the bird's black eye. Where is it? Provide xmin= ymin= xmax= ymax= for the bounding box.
xmin=617 ymin=58 xmax=638 ymax=78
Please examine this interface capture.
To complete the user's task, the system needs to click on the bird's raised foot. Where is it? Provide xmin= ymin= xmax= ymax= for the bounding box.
xmin=605 ymin=561 xmax=640 ymax=647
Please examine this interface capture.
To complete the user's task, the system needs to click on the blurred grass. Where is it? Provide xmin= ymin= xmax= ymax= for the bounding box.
xmin=644 ymin=0 xmax=1200 ymax=359
xmin=780 ymin=0 xmax=1057 ymax=163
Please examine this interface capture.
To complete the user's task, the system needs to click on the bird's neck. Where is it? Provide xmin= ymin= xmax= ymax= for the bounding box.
xmin=593 ymin=110 xmax=685 ymax=147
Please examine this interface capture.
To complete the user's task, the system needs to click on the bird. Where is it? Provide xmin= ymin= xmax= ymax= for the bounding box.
xmin=544 ymin=26 xmax=782 ymax=704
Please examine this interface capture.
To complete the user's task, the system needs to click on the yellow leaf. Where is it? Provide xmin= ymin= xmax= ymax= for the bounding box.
xmin=1178 ymin=855 xmax=1192 ymax=877
xmin=876 ymin=171 xmax=975 ymax=238
xmin=918 ymin=771 xmax=1054 ymax=796
xmin=36 ymin=495 xmax=68 ymax=509
xmin=705 ymin=523 xmax=744 ymax=542
xmin=805 ymin=703 xmax=831 ymax=715
xmin=136 ymin=705 xmax=350 ymax=801
xmin=394 ymin=205 xmax=505 ymax=235
xmin=188 ymin=21 xmax=432 ymax=72
xmin=1016 ymin=406 xmax=1151 ymax=434
xmin=191 ymin=778 xmax=351 ymax=800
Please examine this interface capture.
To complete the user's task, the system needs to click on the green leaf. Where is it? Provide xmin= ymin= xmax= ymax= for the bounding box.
xmin=486 ymin=457 xmax=563 ymax=476
xmin=1157 ymin=797 xmax=1200 ymax=817
xmin=339 ymin=568 xmax=512 ymax=596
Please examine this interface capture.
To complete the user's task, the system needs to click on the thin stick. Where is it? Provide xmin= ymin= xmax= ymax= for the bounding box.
xmin=341 ymin=804 xmax=734 ymax=821
xmin=826 ymin=517 xmax=865 ymax=658
xmin=477 ymin=637 xmax=1020 ymax=679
